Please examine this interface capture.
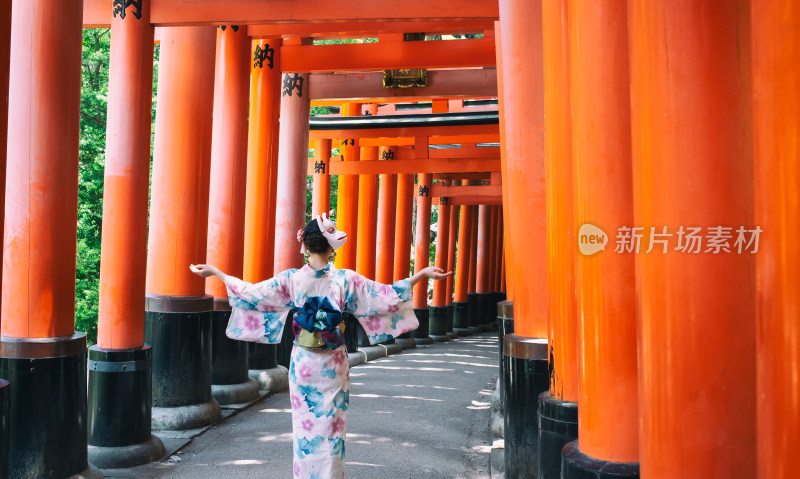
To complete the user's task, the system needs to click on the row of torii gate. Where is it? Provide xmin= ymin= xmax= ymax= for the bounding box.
xmin=0 ymin=1 xmax=797 ymax=479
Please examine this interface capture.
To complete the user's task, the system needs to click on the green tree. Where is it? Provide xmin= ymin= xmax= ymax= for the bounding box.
xmin=76 ymin=29 xmax=111 ymax=344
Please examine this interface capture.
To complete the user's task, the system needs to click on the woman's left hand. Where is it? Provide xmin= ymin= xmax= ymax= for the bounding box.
xmin=422 ymin=267 xmax=453 ymax=280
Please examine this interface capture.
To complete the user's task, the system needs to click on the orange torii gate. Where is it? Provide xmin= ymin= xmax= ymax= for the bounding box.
xmin=0 ymin=1 xmax=796 ymax=478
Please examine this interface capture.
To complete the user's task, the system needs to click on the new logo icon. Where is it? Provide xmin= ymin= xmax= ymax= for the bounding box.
xmin=578 ymin=224 xmax=608 ymax=256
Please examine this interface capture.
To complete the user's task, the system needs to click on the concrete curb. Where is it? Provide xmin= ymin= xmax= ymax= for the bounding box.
xmin=248 ymin=366 xmax=289 ymax=394
xmin=383 ymin=342 xmax=403 ymax=355
xmin=359 ymin=345 xmax=388 ymax=361
xmin=211 ymin=378 xmax=261 ymax=406
xmin=88 ymin=435 xmax=166 ymax=470
xmin=151 ymin=398 xmax=222 ymax=432
xmin=396 ymin=337 xmax=417 ymax=349
xmin=348 ymin=351 xmax=367 ymax=368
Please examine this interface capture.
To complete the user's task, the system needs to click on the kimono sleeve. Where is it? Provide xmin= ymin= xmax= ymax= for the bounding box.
xmin=223 ymin=270 xmax=295 ymax=344
xmin=343 ymin=270 xmax=419 ymax=345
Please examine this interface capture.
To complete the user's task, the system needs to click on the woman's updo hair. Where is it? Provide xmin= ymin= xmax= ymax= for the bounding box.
xmin=302 ymin=219 xmax=331 ymax=254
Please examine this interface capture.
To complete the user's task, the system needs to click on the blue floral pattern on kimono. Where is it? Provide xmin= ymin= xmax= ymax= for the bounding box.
xmin=222 ymin=263 xmax=417 ymax=479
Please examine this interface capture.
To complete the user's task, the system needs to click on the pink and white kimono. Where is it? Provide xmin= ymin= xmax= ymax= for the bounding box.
xmin=222 ymin=263 xmax=418 ymax=479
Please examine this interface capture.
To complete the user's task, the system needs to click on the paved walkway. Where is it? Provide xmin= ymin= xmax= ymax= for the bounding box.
xmin=105 ymin=332 xmax=500 ymax=479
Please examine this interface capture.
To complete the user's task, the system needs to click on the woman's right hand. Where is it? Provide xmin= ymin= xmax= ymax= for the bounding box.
xmin=190 ymin=264 xmax=222 ymax=278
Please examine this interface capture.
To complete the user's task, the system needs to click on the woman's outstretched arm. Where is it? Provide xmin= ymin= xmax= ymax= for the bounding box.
xmin=408 ymin=266 xmax=453 ymax=286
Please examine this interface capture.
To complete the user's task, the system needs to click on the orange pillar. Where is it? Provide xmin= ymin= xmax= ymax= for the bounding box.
xmin=96 ymin=7 xmax=154 ymax=349
xmin=628 ymin=2 xmax=754 ymax=478
xmin=497 ymin=0 xmax=547 ymax=339
xmin=334 ymin=103 xmax=361 ymax=270
xmin=206 ymin=26 xmax=249 ymax=301
xmin=495 ymin=23 xmax=514 ymax=302
xmin=145 ymin=26 xmax=221 ymax=430
xmin=311 ymin=138 xmax=331 ymax=217
xmin=453 ymin=197 xmax=473 ymax=333
xmin=355 ymin=145 xmax=378 ymax=278
xmin=752 ymin=3 xmax=800 ymax=478
xmin=273 ymin=72 xmax=311 ymax=273
xmin=429 ymin=197 xmax=451 ymax=339
xmin=376 ymin=146 xmax=398 ymax=284
xmin=146 ymin=26 xmax=216 ymax=298
xmin=412 ymin=173 xmax=433 ymax=340
xmin=392 ymin=173 xmax=414 ymax=282
xmin=2 ymin=1 xmax=82 ymax=340
xmin=487 ymin=205 xmax=499 ymax=293
xmin=87 ymin=2 xmax=166 ymax=469
xmin=0 ymin=0 xmax=8 ymax=305
xmin=563 ymin=0 xmax=639 ymax=473
xmin=0 ymin=2 xmax=87 ymax=476
xmin=243 ymin=38 xmax=281 ymax=284
xmin=205 ymin=26 xmax=259 ymax=406
xmin=443 ymin=201 xmax=458 ymax=333
xmin=539 ymin=0 xmax=580 ymax=473
xmin=543 ymin=0 xmax=578 ymax=404
xmin=432 ymin=200 xmax=451 ymax=306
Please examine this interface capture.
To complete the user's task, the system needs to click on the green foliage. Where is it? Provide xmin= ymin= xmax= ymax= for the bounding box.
xmin=76 ymin=29 xmax=111 ymax=344
xmin=75 ymin=31 xmax=158 ymax=345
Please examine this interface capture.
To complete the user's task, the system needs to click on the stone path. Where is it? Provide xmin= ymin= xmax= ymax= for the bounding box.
xmin=102 ymin=333 xmax=500 ymax=479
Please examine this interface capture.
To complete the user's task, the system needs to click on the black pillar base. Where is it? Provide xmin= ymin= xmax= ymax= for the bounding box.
xmin=343 ymin=313 xmax=359 ymax=353
xmin=412 ymin=308 xmax=433 ymax=345
xmin=210 ymin=304 xmax=260 ymax=405
xmin=0 ymin=379 xmax=8 ymax=479
xmin=145 ymin=295 xmax=221 ymax=431
xmin=561 ymin=440 xmax=640 ymax=479
xmin=503 ymin=334 xmax=549 ymax=479
xmin=428 ymin=306 xmax=449 ymax=341
xmin=0 ymin=333 xmax=92 ymax=478
xmin=538 ymin=392 xmax=578 ymax=479
xmin=476 ymin=293 xmax=495 ymax=331
xmin=452 ymin=301 xmax=472 ymax=336
xmin=496 ymin=300 xmax=514 ymax=413
xmin=88 ymin=345 xmax=165 ymax=469
xmin=466 ymin=293 xmax=480 ymax=329
xmin=248 ymin=343 xmax=278 ymax=370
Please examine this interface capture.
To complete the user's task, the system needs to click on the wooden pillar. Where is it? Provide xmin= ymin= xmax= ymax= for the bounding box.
xmin=334 ymin=103 xmax=361 ymax=270
xmin=392 ymin=173 xmax=414 ymax=282
xmin=376 ymin=146 xmax=398 ymax=284
xmin=355 ymin=145 xmax=378 ymax=278
xmin=476 ymin=205 xmax=491 ymax=295
xmin=454 ymin=199 xmax=473 ymax=303
xmin=413 ymin=173 xmax=433 ymax=309
xmin=243 ymin=38 xmax=281 ymax=284
xmin=628 ymin=1 xmax=754 ymax=477
xmin=311 ymin=138 xmax=331 ymax=217
xmin=0 ymin=0 xmax=9 ymax=305
xmin=273 ymin=72 xmax=311 ymax=273
xmin=543 ymin=0 xmax=578 ymax=404
xmin=564 ymin=0 xmax=639 ymax=473
xmin=468 ymin=205 xmax=479 ymax=295
xmin=206 ymin=26 xmax=250 ymax=302
xmin=538 ymin=1 xmax=580 ymax=474
xmin=145 ymin=26 xmax=221 ymax=431
xmin=0 ymin=1 xmax=86 ymax=476
xmin=752 ymin=2 xmax=800 ymax=477
xmin=445 ymin=201 xmax=458 ymax=303
xmin=205 ymin=26 xmax=260 ymax=407
xmin=432 ymin=199 xmax=451 ymax=306
xmin=87 ymin=0 xmax=166 ymax=469
xmin=497 ymin=0 xmax=547 ymax=339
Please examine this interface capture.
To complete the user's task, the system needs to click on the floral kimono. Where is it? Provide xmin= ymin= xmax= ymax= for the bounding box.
xmin=222 ymin=263 xmax=417 ymax=479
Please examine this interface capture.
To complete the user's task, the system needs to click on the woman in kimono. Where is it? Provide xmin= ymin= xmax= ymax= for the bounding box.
xmin=190 ymin=213 xmax=451 ymax=479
